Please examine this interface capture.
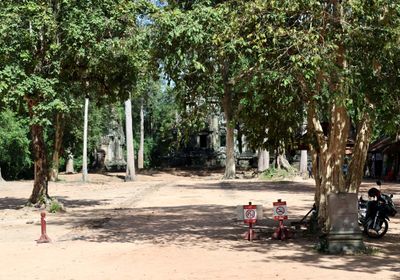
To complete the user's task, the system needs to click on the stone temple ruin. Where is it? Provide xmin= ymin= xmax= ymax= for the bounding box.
xmin=90 ymin=109 xmax=258 ymax=171
xmin=93 ymin=116 xmax=127 ymax=172
xmin=161 ymin=114 xmax=259 ymax=169
xmin=89 ymin=108 xmax=305 ymax=172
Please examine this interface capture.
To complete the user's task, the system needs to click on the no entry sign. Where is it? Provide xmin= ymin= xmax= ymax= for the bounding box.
xmin=243 ymin=204 xmax=257 ymax=224
xmin=273 ymin=200 xmax=288 ymax=221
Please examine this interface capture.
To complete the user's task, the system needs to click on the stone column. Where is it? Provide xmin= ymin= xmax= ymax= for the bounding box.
xmin=258 ymin=149 xmax=269 ymax=172
xmin=322 ymin=193 xmax=364 ymax=253
xmin=300 ymin=150 xmax=308 ymax=175
xmin=210 ymin=115 xmax=219 ymax=150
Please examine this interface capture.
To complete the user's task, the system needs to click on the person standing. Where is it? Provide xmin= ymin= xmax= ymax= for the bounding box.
xmin=307 ymin=162 xmax=312 ymax=178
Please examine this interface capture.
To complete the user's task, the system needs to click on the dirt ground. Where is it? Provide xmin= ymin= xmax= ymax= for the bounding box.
xmin=0 ymin=170 xmax=399 ymax=280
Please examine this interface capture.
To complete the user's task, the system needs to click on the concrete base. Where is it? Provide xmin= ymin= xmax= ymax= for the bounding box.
xmin=321 ymin=232 xmax=365 ymax=254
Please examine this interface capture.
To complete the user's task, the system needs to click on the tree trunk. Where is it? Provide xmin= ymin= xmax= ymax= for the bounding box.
xmin=210 ymin=115 xmax=219 ymax=149
xmin=346 ymin=109 xmax=374 ymax=192
xmin=237 ymin=124 xmax=243 ymax=154
xmin=307 ymin=99 xmax=329 ymax=229
xmin=25 ymin=98 xmax=49 ymax=204
xmin=308 ymin=100 xmax=350 ymax=231
xmin=222 ymin=61 xmax=236 ymax=179
xmin=327 ymin=103 xmax=350 ymax=193
xmin=138 ymin=99 xmax=144 ymax=169
xmin=257 ymin=149 xmax=269 ymax=172
xmin=222 ymin=89 xmax=235 ymax=179
xmin=224 ymin=120 xmax=236 ymax=179
xmin=29 ymin=123 xmax=49 ymax=204
xmin=274 ymin=152 xmax=280 ymax=169
xmin=275 ymin=154 xmax=293 ymax=171
xmin=49 ymin=112 xmax=64 ymax=181
xmin=310 ymin=146 xmax=321 ymax=207
xmin=0 ymin=167 xmax=4 ymax=182
xmin=125 ymin=99 xmax=136 ymax=181
xmin=82 ymin=97 xmax=89 ymax=182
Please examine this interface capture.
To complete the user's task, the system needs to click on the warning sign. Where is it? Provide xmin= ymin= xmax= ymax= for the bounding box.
xmin=243 ymin=205 xmax=257 ymax=224
xmin=273 ymin=201 xmax=288 ymax=221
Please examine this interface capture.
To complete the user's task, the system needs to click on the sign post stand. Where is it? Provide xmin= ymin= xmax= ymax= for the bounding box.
xmin=272 ymin=199 xmax=292 ymax=241
xmin=243 ymin=202 xmax=258 ymax=241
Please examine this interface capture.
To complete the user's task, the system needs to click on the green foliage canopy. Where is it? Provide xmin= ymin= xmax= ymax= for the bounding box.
xmin=0 ymin=0 xmax=144 ymax=125
xmin=0 ymin=0 xmax=147 ymax=199
xmin=0 ymin=110 xmax=32 ymax=179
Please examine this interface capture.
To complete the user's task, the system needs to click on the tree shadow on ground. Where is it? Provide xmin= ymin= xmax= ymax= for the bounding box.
xmin=100 ymin=168 xmax=225 ymax=179
xmin=55 ymin=196 xmax=111 ymax=209
xmin=256 ymin=232 xmax=400 ymax=276
xmin=0 ymin=197 xmax=28 ymax=210
xmin=156 ymin=168 xmax=225 ymax=177
xmin=0 ymin=196 xmax=110 ymax=210
xmin=101 ymin=173 xmax=126 ymax=181
xmin=54 ymin=204 xmax=242 ymax=244
xmin=44 ymin=174 xmax=400 ymax=277
xmin=177 ymin=180 xmax=316 ymax=194
xmin=51 ymin=203 xmax=400 ymax=277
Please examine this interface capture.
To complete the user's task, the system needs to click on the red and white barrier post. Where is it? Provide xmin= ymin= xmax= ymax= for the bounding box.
xmin=36 ymin=211 xmax=51 ymax=243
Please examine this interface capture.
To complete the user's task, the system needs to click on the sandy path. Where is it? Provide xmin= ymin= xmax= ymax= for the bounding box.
xmin=0 ymin=172 xmax=399 ymax=280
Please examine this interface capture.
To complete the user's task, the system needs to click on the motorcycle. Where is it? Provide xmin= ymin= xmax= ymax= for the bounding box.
xmin=358 ymin=185 xmax=397 ymax=238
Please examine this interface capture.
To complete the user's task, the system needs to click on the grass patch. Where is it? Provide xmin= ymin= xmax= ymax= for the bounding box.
xmin=260 ymin=167 xmax=297 ymax=181
xmin=362 ymin=246 xmax=381 ymax=256
xmin=314 ymin=239 xmax=381 ymax=255
xmin=48 ymin=199 xmax=65 ymax=213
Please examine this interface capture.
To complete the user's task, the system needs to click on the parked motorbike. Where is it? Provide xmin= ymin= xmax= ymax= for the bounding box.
xmin=358 ymin=184 xmax=397 ymax=238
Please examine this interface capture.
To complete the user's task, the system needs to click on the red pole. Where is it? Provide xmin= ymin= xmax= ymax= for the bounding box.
xmin=249 ymin=223 xmax=253 ymax=241
xmin=279 ymin=219 xmax=285 ymax=240
xmin=37 ymin=211 xmax=51 ymax=243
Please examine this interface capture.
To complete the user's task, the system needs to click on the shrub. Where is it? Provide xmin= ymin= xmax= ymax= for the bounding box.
xmin=49 ymin=199 xmax=65 ymax=213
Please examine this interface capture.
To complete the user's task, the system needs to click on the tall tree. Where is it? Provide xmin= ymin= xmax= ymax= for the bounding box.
xmin=0 ymin=1 xmax=62 ymax=203
xmin=133 ymin=25 xmax=158 ymax=170
xmin=138 ymin=98 xmax=145 ymax=169
xmin=82 ymin=97 xmax=89 ymax=182
xmin=153 ymin=1 xmax=250 ymax=178
xmin=233 ymin=0 xmax=400 ymax=233
xmin=0 ymin=0 xmax=142 ymax=203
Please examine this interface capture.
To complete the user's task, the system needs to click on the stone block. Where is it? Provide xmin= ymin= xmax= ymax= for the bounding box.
xmin=328 ymin=193 xmax=359 ymax=233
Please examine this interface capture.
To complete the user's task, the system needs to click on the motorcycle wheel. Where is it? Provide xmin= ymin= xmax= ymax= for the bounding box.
xmin=364 ymin=218 xmax=389 ymax=238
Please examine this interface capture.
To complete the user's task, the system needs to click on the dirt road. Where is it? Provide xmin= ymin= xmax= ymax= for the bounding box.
xmin=0 ymin=171 xmax=399 ymax=280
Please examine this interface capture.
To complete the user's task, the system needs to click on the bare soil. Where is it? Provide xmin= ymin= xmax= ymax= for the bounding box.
xmin=0 ymin=170 xmax=399 ymax=280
